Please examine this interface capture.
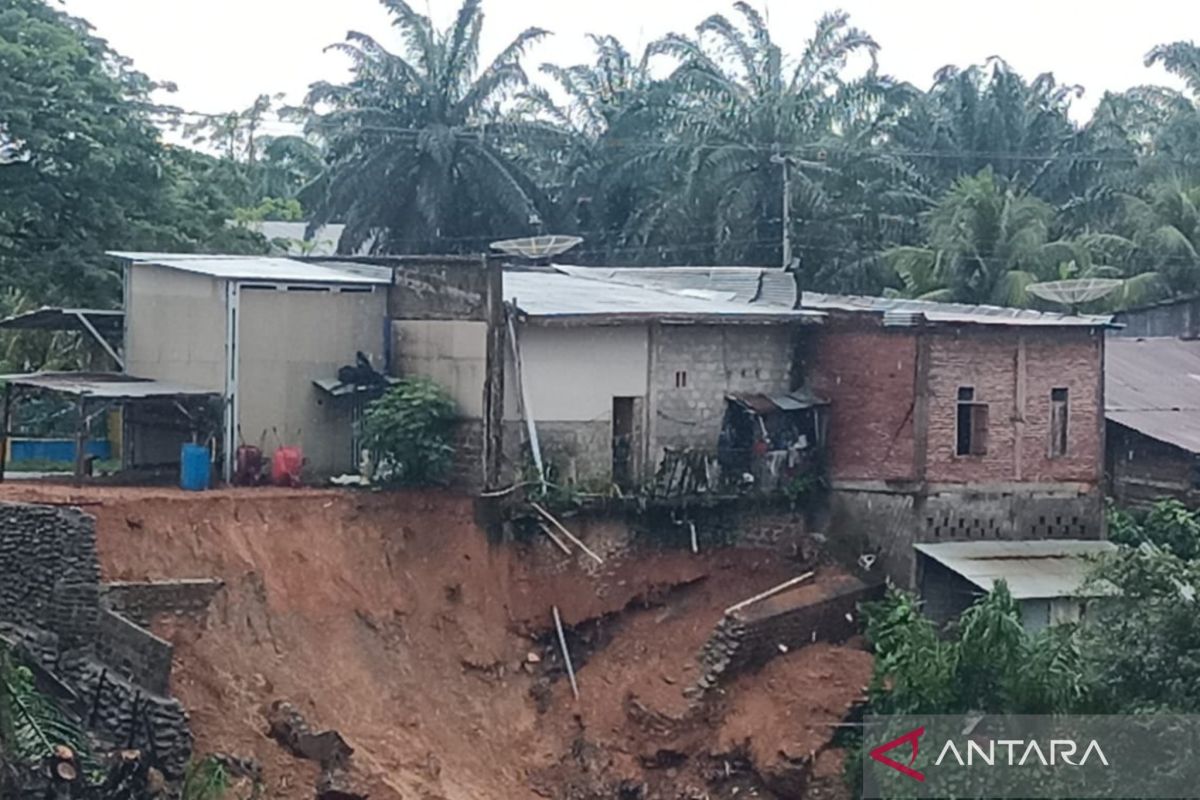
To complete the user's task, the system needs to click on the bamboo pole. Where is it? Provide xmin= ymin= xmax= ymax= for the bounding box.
xmin=530 ymin=501 xmax=604 ymax=565
xmin=552 ymin=605 xmax=579 ymax=701
xmin=538 ymin=522 xmax=572 ymax=556
xmin=724 ymin=571 xmax=815 ymax=617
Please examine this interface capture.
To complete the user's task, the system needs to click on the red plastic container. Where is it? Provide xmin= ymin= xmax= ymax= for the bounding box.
xmin=271 ymin=446 xmax=304 ymax=487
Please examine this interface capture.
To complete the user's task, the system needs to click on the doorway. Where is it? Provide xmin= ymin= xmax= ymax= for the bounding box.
xmin=612 ymin=397 xmax=636 ymax=489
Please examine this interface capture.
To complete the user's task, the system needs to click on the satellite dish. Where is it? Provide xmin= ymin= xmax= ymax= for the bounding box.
xmin=490 ymin=235 xmax=583 ymax=262
xmin=1026 ymin=278 xmax=1121 ymax=312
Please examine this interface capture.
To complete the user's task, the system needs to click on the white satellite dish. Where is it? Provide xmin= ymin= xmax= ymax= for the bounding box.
xmin=1026 ymin=278 xmax=1121 ymax=312
xmin=490 ymin=235 xmax=583 ymax=261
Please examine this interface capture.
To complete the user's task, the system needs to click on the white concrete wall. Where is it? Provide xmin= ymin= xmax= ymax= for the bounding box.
xmin=237 ymin=286 xmax=387 ymax=476
xmin=507 ymin=325 xmax=649 ymax=423
xmin=391 ymin=320 xmax=487 ymax=418
xmin=124 ymin=265 xmax=226 ymax=390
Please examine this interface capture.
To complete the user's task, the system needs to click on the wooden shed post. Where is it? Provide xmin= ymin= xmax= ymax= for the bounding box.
xmin=73 ymin=392 xmax=88 ymax=486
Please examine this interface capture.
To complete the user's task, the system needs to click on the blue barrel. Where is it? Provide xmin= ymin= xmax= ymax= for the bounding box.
xmin=180 ymin=444 xmax=211 ymax=491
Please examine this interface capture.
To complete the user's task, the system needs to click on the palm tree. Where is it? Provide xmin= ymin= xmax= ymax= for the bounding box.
xmin=1119 ymin=178 xmax=1200 ymax=294
xmin=517 ymin=34 xmax=663 ymax=258
xmin=894 ymin=59 xmax=1086 ymax=202
xmin=301 ymin=0 xmax=551 ymax=254
xmin=615 ymin=4 xmax=902 ymax=274
xmin=885 ymin=169 xmax=1062 ymax=305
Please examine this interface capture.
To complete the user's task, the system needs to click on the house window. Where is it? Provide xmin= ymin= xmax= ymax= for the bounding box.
xmin=956 ymin=387 xmax=988 ymax=456
xmin=674 ymin=370 xmax=688 ymax=389
xmin=1050 ymin=387 xmax=1069 ymax=458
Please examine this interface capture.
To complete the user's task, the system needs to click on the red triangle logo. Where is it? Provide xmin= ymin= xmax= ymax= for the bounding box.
xmin=869 ymin=725 xmax=926 ymax=782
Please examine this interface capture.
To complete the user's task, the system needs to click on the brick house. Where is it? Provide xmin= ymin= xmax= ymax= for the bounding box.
xmin=799 ymin=294 xmax=1111 ymax=582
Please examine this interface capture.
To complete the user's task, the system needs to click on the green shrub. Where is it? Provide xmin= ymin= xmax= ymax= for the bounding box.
xmin=361 ymin=378 xmax=457 ymax=485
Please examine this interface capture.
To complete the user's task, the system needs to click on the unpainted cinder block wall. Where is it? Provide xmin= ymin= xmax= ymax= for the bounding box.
xmin=651 ymin=325 xmax=799 ymax=461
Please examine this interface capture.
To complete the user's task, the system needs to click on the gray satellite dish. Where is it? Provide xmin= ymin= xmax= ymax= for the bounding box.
xmin=1026 ymin=278 xmax=1121 ymax=313
xmin=490 ymin=235 xmax=583 ymax=262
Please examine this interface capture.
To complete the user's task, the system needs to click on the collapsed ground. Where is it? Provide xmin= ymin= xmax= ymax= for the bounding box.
xmin=0 ymin=484 xmax=872 ymax=800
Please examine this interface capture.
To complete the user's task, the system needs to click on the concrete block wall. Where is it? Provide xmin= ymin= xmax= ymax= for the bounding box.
xmin=101 ymin=579 xmax=224 ymax=629
xmin=537 ymin=420 xmax=612 ymax=486
xmin=831 ymin=487 xmax=1104 ymax=586
xmin=95 ymin=608 xmax=174 ymax=696
xmin=651 ymin=325 xmax=796 ymax=459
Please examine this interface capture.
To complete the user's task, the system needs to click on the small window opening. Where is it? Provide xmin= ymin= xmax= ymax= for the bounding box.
xmin=956 ymin=386 xmax=988 ymax=456
xmin=1050 ymin=387 xmax=1069 ymax=457
xmin=674 ymin=370 xmax=688 ymax=389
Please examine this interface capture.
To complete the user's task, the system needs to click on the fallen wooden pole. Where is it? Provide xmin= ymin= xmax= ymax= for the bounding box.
xmin=552 ymin=605 xmax=579 ymax=701
xmin=538 ymin=522 xmax=573 ymax=556
xmin=530 ymin=501 xmax=604 ymax=565
xmin=724 ymin=571 xmax=815 ymax=617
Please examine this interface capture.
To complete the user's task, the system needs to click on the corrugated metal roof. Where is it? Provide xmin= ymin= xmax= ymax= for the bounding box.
xmin=802 ymin=292 xmax=1114 ymax=327
xmin=1106 ymin=337 xmax=1200 ymax=453
xmin=556 ymin=265 xmax=770 ymax=304
xmin=505 ymin=270 xmax=823 ymax=323
xmin=727 ymin=389 xmax=829 ymax=413
xmin=0 ymin=307 xmax=123 ymax=335
xmin=108 ymin=252 xmax=391 ymax=285
xmin=0 ymin=371 xmax=217 ymax=399
xmin=554 ymin=265 xmax=1114 ymax=327
xmin=914 ymin=540 xmax=1117 ymax=599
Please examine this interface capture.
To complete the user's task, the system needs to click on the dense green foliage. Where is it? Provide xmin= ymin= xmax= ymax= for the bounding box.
xmin=1107 ymin=498 xmax=1200 ymax=559
xmin=361 ymin=378 xmax=457 ymax=485
xmin=0 ymin=644 xmax=93 ymax=773
xmin=865 ymin=501 xmax=1200 ymax=724
xmin=285 ymin=0 xmax=1200 ymax=309
xmin=10 ymin=0 xmax=1200 ymax=313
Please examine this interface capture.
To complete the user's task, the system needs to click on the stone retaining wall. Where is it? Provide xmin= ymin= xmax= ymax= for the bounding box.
xmin=690 ymin=574 xmax=881 ymax=698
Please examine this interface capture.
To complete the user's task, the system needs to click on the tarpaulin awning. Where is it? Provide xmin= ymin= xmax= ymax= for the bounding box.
xmin=727 ymin=388 xmax=829 ymax=415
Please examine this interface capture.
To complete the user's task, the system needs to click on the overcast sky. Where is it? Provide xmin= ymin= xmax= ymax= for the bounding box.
xmin=62 ymin=0 xmax=1194 ymax=130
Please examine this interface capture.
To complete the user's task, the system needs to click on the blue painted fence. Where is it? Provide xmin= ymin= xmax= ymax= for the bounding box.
xmin=9 ymin=438 xmax=112 ymax=464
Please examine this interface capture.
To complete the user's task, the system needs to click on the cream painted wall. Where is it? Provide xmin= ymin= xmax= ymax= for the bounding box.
xmin=507 ymin=324 xmax=649 ymax=423
xmin=391 ymin=319 xmax=487 ymax=418
xmin=124 ymin=264 xmax=226 ymax=390
xmin=237 ymin=286 xmax=386 ymax=476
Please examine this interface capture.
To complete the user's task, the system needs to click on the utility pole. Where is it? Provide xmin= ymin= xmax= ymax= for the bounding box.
xmin=770 ymin=152 xmax=794 ymax=270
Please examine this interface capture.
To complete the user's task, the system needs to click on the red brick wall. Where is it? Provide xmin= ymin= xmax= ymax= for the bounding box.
xmin=924 ymin=328 xmax=1102 ymax=485
xmin=804 ymin=319 xmax=1103 ymax=488
xmin=804 ymin=324 xmax=918 ymax=481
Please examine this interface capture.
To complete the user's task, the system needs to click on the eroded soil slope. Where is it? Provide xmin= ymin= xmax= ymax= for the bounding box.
xmin=0 ymin=484 xmax=871 ymax=800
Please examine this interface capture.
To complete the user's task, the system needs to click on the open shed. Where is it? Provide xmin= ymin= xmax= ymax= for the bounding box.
xmin=915 ymin=539 xmax=1117 ymax=632
xmin=111 ymin=253 xmax=393 ymax=480
xmin=0 ymin=371 xmax=218 ymax=482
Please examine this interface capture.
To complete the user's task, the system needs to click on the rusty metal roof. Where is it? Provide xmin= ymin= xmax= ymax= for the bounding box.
xmin=0 ymin=307 xmax=123 ymax=335
xmin=727 ymin=389 xmax=829 ymax=414
xmin=1106 ymin=337 xmax=1200 ymax=453
xmin=915 ymin=540 xmax=1117 ymax=599
xmin=801 ymin=292 xmax=1113 ymax=327
xmin=0 ymin=372 xmax=217 ymax=399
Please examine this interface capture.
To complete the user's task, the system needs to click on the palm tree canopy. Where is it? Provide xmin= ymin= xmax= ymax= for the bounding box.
xmin=302 ymin=0 xmax=552 ymax=254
